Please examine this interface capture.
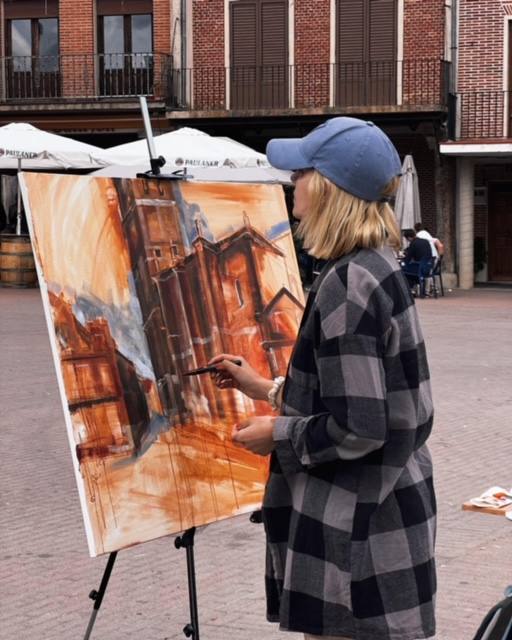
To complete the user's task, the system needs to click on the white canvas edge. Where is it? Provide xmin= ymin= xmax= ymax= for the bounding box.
xmin=18 ymin=172 xmax=98 ymax=557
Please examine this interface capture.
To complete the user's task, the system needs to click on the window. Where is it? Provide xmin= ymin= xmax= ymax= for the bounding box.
xmin=336 ymin=0 xmax=397 ymax=106
xmin=97 ymin=0 xmax=153 ymax=96
xmin=230 ymin=0 xmax=289 ymax=109
xmin=5 ymin=0 xmax=59 ymax=98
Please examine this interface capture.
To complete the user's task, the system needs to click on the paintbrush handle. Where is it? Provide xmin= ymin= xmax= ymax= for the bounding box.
xmin=184 ymin=359 xmax=242 ymax=376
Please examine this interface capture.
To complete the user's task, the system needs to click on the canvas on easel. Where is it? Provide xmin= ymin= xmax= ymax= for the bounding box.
xmin=19 ymin=173 xmax=304 ymax=556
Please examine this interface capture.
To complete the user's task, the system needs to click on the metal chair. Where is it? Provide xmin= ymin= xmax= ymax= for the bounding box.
xmin=402 ymin=257 xmax=435 ymax=298
xmin=428 ymin=256 xmax=444 ymax=298
xmin=471 ymin=590 xmax=512 ymax=640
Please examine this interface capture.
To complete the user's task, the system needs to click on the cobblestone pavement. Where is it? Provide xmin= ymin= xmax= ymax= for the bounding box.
xmin=1 ymin=287 xmax=511 ymax=640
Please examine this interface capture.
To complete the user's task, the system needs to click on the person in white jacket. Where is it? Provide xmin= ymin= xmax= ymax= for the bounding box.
xmin=414 ymin=222 xmax=444 ymax=262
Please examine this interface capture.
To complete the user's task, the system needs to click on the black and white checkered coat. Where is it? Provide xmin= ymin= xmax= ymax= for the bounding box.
xmin=263 ymin=247 xmax=436 ymax=640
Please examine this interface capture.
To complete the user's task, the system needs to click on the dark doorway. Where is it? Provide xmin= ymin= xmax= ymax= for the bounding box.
xmin=488 ymin=183 xmax=512 ymax=282
xmin=336 ymin=0 xmax=397 ymax=107
xmin=230 ymin=0 xmax=288 ymax=110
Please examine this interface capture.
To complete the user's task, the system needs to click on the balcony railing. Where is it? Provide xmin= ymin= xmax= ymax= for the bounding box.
xmin=168 ymin=59 xmax=450 ymax=112
xmin=451 ymin=91 xmax=509 ymax=140
xmin=1 ymin=52 xmax=173 ymax=102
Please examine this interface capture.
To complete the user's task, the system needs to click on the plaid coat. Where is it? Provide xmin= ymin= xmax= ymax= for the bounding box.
xmin=263 ymin=247 xmax=436 ymax=639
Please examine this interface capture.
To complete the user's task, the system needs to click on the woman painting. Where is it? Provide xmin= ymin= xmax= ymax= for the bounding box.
xmin=209 ymin=117 xmax=436 ymax=640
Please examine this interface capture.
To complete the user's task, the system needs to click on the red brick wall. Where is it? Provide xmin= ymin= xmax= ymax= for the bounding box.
xmin=402 ymin=0 xmax=445 ymax=105
xmin=403 ymin=0 xmax=444 ymax=60
xmin=188 ymin=0 xmax=450 ymax=110
xmin=458 ymin=0 xmax=505 ymax=138
xmin=60 ymin=0 xmax=94 ymax=54
xmin=154 ymin=0 xmax=171 ymax=53
xmin=294 ymin=0 xmax=330 ymax=108
xmin=59 ymin=0 xmax=95 ymax=97
xmin=192 ymin=0 xmax=225 ymax=109
xmin=153 ymin=0 xmax=172 ymax=98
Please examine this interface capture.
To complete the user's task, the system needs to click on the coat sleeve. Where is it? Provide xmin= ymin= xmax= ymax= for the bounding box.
xmin=273 ymin=267 xmax=390 ymax=474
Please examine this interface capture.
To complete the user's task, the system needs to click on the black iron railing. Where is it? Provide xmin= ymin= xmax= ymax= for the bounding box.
xmin=453 ymin=91 xmax=508 ymax=139
xmin=168 ymin=59 xmax=450 ymax=111
xmin=2 ymin=52 xmax=173 ymax=101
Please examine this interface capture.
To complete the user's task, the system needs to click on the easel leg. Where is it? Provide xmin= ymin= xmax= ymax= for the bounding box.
xmin=175 ymin=527 xmax=200 ymax=640
xmin=83 ymin=551 xmax=118 ymax=640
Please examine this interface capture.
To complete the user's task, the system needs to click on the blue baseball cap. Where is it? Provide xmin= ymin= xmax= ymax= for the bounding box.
xmin=266 ymin=117 xmax=401 ymax=202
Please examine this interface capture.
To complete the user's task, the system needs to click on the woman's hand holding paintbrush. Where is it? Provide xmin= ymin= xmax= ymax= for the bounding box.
xmin=207 ymin=354 xmax=274 ymax=401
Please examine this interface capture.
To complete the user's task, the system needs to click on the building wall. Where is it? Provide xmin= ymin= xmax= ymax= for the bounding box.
xmin=154 ymin=0 xmax=172 ymax=53
xmin=190 ymin=0 xmax=447 ymax=108
xmin=402 ymin=0 xmax=446 ymax=104
xmin=294 ymin=0 xmax=330 ymax=108
xmin=60 ymin=0 xmax=95 ymax=96
xmin=403 ymin=0 xmax=444 ymax=60
xmin=1 ymin=0 xmax=172 ymax=100
xmin=192 ymin=0 xmax=225 ymax=108
xmin=457 ymin=0 xmax=507 ymax=138
xmin=60 ymin=0 xmax=95 ymax=55
xmin=458 ymin=0 xmax=504 ymax=92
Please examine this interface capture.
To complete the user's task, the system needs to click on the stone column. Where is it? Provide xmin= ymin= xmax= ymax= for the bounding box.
xmin=456 ymin=157 xmax=474 ymax=289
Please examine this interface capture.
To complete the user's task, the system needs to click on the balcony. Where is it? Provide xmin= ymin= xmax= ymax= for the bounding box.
xmin=448 ymin=91 xmax=510 ymax=141
xmin=167 ymin=59 xmax=450 ymax=117
xmin=0 ymin=52 xmax=173 ymax=105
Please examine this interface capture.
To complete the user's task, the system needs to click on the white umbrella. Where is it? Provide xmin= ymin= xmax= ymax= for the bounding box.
xmin=103 ymin=127 xmax=269 ymax=170
xmin=394 ymin=155 xmax=421 ymax=231
xmin=92 ymin=164 xmax=291 ymax=184
xmin=0 ymin=122 xmax=109 ymax=233
xmin=0 ymin=122 xmax=109 ymax=170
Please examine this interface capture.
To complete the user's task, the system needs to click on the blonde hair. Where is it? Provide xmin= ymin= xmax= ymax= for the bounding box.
xmin=295 ymin=171 xmax=401 ymax=260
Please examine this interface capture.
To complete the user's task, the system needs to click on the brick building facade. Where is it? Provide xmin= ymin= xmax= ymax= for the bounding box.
xmin=180 ymin=0 xmax=454 ymax=276
xmin=0 ymin=0 xmax=173 ymax=140
xmin=2 ymin=0 xmax=509 ymax=285
xmin=441 ymin=0 xmax=512 ymax=285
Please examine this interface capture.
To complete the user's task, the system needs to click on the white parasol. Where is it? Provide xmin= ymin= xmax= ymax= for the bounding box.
xmin=394 ymin=155 xmax=422 ymax=231
xmin=0 ymin=122 xmax=109 ymax=233
xmin=103 ymin=127 xmax=269 ymax=170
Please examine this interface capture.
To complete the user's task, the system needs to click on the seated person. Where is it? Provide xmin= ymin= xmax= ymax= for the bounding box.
xmin=414 ymin=222 xmax=444 ymax=262
xmin=402 ymin=228 xmax=433 ymax=294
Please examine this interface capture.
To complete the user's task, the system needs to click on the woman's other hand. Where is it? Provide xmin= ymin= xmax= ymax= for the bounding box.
xmin=208 ymin=354 xmax=273 ymax=401
xmin=231 ymin=416 xmax=276 ymax=456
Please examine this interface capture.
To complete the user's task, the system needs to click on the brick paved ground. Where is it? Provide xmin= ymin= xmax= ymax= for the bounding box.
xmin=1 ymin=287 xmax=511 ymax=640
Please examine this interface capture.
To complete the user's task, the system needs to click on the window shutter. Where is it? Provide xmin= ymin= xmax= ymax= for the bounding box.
xmin=260 ymin=1 xmax=287 ymax=67
xmin=337 ymin=0 xmax=365 ymax=63
xmin=230 ymin=0 xmax=288 ymax=108
xmin=260 ymin=1 xmax=287 ymax=107
xmin=369 ymin=0 xmax=397 ymax=61
xmin=230 ymin=2 xmax=257 ymax=68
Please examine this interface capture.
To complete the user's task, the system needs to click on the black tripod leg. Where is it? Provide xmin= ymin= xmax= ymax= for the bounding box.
xmin=175 ymin=528 xmax=200 ymax=640
xmin=83 ymin=551 xmax=118 ymax=640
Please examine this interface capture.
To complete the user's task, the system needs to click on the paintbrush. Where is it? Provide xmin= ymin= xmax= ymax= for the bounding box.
xmin=184 ymin=359 xmax=242 ymax=376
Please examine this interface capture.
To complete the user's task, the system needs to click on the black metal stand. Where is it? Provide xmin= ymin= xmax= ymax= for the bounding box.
xmin=83 ymin=551 xmax=118 ymax=640
xmin=175 ymin=527 xmax=200 ymax=639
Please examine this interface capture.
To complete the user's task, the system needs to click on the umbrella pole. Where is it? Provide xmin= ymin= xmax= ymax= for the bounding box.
xmin=16 ymin=158 xmax=22 ymax=235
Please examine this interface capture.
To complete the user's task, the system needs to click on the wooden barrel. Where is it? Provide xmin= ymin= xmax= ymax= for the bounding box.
xmin=0 ymin=234 xmax=38 ymax=288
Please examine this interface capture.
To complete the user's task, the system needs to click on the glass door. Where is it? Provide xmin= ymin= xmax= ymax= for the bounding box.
xmin=99 ymin=14 xmax=153 ymax=97
xmin=7 ymin=18 xmax=59 ymax=99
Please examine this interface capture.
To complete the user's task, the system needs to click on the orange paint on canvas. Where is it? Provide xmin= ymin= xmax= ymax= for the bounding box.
xmin=20 ymin=173 xmax=304 ymax=556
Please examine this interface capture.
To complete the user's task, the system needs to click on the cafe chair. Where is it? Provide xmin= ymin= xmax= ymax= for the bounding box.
xmin=428 ymin=256 xmax=445 ymax=298
xmin=402 ymin=257 xmax=435 ymax=298
xmin=471 ymin=590 xmax=512 ymax=640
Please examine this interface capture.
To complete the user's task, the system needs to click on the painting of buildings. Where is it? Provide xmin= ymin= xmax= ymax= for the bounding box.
xmin=20 ymin=173 xmax=304 ymax=556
